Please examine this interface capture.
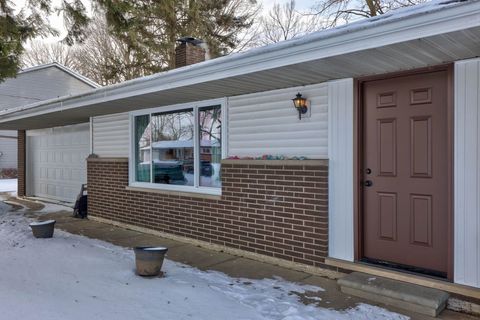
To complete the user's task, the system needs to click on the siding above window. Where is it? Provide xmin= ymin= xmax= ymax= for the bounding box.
xmin=92 ymin=83 xmax=329 ymax=161
xmin=92 ymin=112 xmax=129 ymax=157
xmin=227 ymin=83 xmax=328 ymax=159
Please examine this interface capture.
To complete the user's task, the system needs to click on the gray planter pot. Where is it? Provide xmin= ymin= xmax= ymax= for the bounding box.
xmin=134 ymin=246 xmax=168 ymax=276
xmin=29 ymin=220 xmax=56 ymax=238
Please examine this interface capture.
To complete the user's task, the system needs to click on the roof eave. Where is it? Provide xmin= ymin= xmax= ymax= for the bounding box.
xmin=1 ymin=0 xmax=479 ymax=124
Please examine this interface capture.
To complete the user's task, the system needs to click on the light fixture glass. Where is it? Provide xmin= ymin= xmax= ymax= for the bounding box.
xmin=292 ymin=93 xmax=308 ymax=119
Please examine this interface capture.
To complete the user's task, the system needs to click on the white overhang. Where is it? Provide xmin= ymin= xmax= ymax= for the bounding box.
xmin=1 ymin=0 xmax=479 ymax=130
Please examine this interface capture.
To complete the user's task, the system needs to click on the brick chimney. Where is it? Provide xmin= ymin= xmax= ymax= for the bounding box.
xmin=175 ymin=37 xmax=206 ymax=69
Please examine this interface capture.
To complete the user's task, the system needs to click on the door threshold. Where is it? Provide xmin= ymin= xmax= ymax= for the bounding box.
xmin=325 ymin=257 xmax=480 ymax=300
xmin=360 ymin=257 xmax=447 ymax=280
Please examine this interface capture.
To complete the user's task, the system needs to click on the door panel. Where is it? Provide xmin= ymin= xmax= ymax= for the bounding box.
xmin=377 ymin=119 xmax=397 ymax=176
xmin=410 ymin=194 xmax=432 ymax=246
xmin=410 ymin=116 xmax=432 ymax=177
xmin=378 ymin=192 xmax=397 ymax=241
xmin=362 ymin=71 xmax=449 ymax=276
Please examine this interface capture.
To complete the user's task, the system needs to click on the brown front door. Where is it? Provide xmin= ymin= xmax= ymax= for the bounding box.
xmin=362 ymin=70 xmax=449 ymax=277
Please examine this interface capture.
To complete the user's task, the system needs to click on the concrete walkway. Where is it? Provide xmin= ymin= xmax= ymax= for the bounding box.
xmin=19 ymin=206 xmax=477 ymax=320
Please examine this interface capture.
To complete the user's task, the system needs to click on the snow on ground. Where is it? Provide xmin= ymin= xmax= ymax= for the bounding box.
xmin=0 ymin=178 xmax=17 ymax=192
xmin=0 ymin=200 xmax=408 ymax=320
xmin=36 ymin=200 xmax=74 ymax=214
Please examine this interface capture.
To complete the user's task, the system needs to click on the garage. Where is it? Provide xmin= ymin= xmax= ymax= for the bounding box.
xmin=26 ymin=123 xmax=90 ymax=202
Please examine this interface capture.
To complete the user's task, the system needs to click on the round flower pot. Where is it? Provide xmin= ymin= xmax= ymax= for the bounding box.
xmin=29 ymin=220 xmax=56 ymax=238
xmin=134 ymin=246 xmax=168 ymax=276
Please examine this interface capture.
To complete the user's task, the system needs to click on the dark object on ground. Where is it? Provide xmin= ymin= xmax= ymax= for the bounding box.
xmin=73 ymin=184 xmax=88 ymax=218
xmin=30 ymin=220 xmax=56 ymax=238
xmin=134 ymin=246 xmax=168 ymax=276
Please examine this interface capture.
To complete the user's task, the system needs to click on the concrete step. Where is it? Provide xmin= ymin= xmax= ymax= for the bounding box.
xmin=338 ymin=272 xmax=449 ymax=317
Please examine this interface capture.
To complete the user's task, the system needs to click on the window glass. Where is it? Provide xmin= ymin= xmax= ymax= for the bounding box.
xmin=151 ymin=109 xmax=194 ymax=186
xmin=199 ymin=106 xmax=222 ymax=188
xmin=134 ymin=115 xmax=151 ymax=182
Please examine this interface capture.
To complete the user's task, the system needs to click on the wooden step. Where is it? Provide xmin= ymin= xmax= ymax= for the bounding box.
xmin=338 ymin=272 xmax=449 ymax=317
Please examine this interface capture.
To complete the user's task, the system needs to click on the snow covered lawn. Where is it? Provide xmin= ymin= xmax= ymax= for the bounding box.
xmin=0 ymin=178 xmax=17 ymax=192
xmin=0 ymin=201 xmax=408 ymax=320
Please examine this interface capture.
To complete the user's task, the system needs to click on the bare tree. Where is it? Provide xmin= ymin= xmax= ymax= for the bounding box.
xmin=259 ymin=0 xmax=323 ymax=45
xmin=151 ymin=112 xmax=194 ymax=142
xmin=218 ymin=1 xmax=263 ymax=53
xmin=73 ymin=14 xmax=152 ymax=85
xmin=313 ymin=0 xmax=426 ymax=27
xmin=21 ymin=14 xmax=153 ymax=86
xmin=21 ymin=41 xmax=80 ymax=70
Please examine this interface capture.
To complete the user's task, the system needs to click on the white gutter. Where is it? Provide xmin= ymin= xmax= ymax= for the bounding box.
xmin=0 ymin=0 xmax=479 ymax=123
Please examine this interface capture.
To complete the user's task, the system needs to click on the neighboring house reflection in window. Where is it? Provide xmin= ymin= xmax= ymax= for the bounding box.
xmin=131 ymin=99 xmax=224 ymax=195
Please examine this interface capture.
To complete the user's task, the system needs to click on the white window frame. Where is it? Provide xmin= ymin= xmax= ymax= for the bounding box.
xmin=129 ymin=98 xmax=227 ymax=195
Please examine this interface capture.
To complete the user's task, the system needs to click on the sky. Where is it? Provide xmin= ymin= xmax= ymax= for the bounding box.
xmin=262 ymin=0 xmax=315 ymax=10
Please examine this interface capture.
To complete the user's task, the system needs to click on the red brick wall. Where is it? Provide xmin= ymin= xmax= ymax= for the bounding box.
xmin=87 ymin=158 xmax=329 ymax=268
xmin=175 ymin=42 xmax=205 ymax=68
xmin=17 ymin=130 xmax=26 ymax=197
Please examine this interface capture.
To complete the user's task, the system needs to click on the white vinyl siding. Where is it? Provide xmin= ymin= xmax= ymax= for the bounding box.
xmin=0 ymin=66 xmax=94 ymax=110
xmin=0 ymin=130 xmax=17 ymax=138
xmin=0 ymin=131 xmax=17 ymax=169
xmin=227 ymin=83 xmax=328 ymax=159
xmin=454 ymin=58 xmax=480 ymax=288
xmin=327 ymin=78 xmax=355 ymax=262
xmin=92 ymin=113 xmax=129 ymax=157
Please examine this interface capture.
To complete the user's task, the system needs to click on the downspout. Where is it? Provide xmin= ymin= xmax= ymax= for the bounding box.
xmin=89 ymin=117 xmax=93 ymax=155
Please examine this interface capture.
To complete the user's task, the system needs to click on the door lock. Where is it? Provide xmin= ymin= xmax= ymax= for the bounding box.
xmin=364 ymin=180 xmax=373 ymax=187
xmin=365 ymin=168 xmax=372 ymax=174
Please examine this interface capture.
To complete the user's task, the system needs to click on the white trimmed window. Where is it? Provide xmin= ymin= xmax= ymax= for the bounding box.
xmin=129 ymin=99 xmax=226 ymax=195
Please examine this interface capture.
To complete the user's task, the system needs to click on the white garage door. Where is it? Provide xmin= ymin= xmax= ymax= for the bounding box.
xmin=27 ymin=123 xmax=90 ymax=202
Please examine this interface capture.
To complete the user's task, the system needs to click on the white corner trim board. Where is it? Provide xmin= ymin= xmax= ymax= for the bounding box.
xmin=328 ymin=78 xmax=354 ymax=262
xmin=454 ymin=58 xmax=480 ymax=288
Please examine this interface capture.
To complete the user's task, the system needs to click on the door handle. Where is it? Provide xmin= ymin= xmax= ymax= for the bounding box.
xmin=364 ymin=180 xmax=373 ymax=187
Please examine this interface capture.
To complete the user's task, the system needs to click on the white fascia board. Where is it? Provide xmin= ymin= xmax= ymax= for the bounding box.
xmin=1 ymin=0 xmax=479 ymax=123
xmin=19 ymin=62 xmax=61 ymax=74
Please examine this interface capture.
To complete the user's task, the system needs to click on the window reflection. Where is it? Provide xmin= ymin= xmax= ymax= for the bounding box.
xmin=135 ymin=115 xmax=151 ymax=182
xmin=199 ymin=106 xmax=221 ymax=188
xmin=133 ymin=104 xmax=222 ymax=190
xmin=150 ymin=109 xmax=194 ymax=186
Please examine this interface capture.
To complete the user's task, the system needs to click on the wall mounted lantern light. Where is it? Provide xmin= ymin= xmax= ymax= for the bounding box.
xmin=292 ymin=93 xmax=308 ymax=120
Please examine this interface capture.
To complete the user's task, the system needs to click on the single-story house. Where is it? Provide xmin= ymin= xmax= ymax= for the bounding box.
xmin=1 ymin=0 xmax=480 ymax=299
xmin=0 ymin=63 xmax=98 ymax=177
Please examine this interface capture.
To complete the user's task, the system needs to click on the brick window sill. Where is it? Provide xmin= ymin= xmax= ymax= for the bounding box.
xmin=125 ymin=185 xmax=222 ymax=200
